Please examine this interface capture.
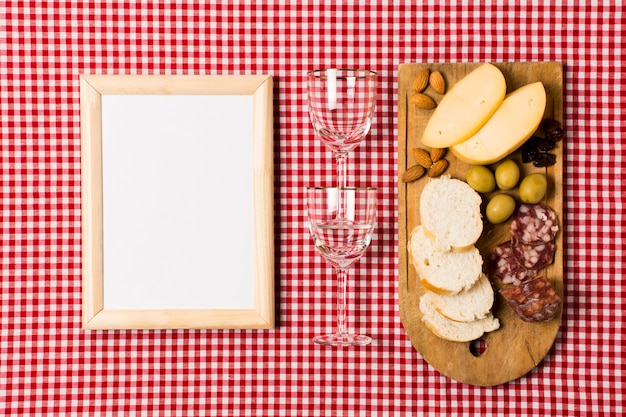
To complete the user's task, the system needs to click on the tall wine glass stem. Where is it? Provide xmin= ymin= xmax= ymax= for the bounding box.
xmin=335 ymin=151 xmax=348 ymax=189
xmin=335 ymin=151 xmax=348 ymax=220
xmin=335 ymin=267 xmax=349 ymax=336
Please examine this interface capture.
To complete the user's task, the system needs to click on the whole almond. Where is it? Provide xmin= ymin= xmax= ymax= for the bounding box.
xmin=402 ymin=165 xmax=426 ymax=183
xmin=412 ymin=148 xmax=433 ymax=169
xmin=410 ymin=93 xmax=436 ymax=109
xmin=412 ymin=68 xmax=430 ymax=92
xmin=429 ymin=71 xmax=446 ymax=94
xmin=428 ymin=159 xmax=449 ymax=177
xmin=430 ymin=147 xmax=447 ymax=162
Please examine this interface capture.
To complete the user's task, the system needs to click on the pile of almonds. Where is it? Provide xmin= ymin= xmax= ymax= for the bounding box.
xmin=410 ymin=68 xmax=446 ymax=109
xmin=403 ymin=67 xmax=450 ymax=183
xmin=402 ymin=147 xmax=449 ymax=182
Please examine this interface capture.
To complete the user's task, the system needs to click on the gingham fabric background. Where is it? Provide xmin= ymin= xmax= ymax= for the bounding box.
xmin=1 ymin=1 xmax=624 ymax=416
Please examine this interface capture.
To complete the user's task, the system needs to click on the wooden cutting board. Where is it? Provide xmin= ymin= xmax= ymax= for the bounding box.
xmin=398 ymin=62 xmax=563 ymax=386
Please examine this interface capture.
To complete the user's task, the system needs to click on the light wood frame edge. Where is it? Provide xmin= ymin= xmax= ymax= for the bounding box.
xmin=80 ymin=74 xmax=275 ymax=330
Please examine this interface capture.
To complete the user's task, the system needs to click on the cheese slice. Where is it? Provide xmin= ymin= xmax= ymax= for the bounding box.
xmin=450 ymin=81 xmax=547 ymax=165
xmin=421 ymin=63 xmax=507 ymax=148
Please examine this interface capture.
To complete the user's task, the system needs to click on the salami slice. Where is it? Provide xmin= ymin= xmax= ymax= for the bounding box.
xmin=510 ymin=240 xmax=556 ymax=270
xmin=499 ymin=276 xmax=561 ymax=322
xmin=489 ymin=241 xmax=536 ymax=286
xmin=510 ymin=203 xmax=559 ymax=245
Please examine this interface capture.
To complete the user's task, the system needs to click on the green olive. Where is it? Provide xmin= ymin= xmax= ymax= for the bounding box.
xmin=495 ymin=159 xmax=520 ymax=190
xmin=466 ymin=165 xmax=496 ymax=193
xmin=486 ymin=193 xmax=516 ymax=224
xmin=519 ymin=173 xmax=548 ymax=203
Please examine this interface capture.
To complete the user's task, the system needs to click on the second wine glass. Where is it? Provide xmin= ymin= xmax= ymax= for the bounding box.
xmin=307 ymin=186 xmax=377 ymax=346
xmin=307 ymin=68 xmax=377 ymax=190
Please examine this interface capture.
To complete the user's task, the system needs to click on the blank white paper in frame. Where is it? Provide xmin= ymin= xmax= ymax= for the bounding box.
xmin=80 ymin=75 xmax=275 ymax=330
xmin=101 ymin=94 xmax=254 ymax=310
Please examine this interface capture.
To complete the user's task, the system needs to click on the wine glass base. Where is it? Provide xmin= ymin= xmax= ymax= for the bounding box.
xmin=312 ymin=333 xmax=372 ymax=347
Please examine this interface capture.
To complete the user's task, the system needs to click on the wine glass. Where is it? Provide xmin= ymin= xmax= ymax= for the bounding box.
xmin=306 ymin=186 xmax=377 ymax=346
xmin=307 ymin=69 xmax=377 ymax=191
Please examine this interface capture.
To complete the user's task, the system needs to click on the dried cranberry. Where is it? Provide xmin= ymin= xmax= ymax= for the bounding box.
xmin=542 ymin=118 xmax=564 ymax=142
xmin=521 ymin=137 xmax=541 ymax=163
xmin=542 ymin=118 xmax=561 ymax=133
xmin=532 ymin=153 xmax=556 ymax=167
xmin=522 ymin=147 xmax=537 ymax=163
xmin=537 ymin=138 xmax=556 ymax=151
xmin=546 ymin=127 xmax=564 ymax=142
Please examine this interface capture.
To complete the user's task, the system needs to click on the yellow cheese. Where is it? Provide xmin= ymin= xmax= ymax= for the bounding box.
xmin=450 ymin=81 xmax=547 ymax=165
xmin=421 ymin=63 xmax=507 ymax=148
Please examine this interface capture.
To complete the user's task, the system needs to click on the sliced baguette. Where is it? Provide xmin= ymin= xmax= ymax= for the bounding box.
xmin=409 ymin=225 xmax=482 ymax=295
xmin=420 ymin=175 xmax=483 ymax=252
xmin=419 ymin=295 xmax=500 ymax=342
xmin=424 ymin=273 xmax=494 ymax=322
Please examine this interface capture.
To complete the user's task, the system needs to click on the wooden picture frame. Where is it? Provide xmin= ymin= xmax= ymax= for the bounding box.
xmin=80 ymin=74 xmax=275 ymax=330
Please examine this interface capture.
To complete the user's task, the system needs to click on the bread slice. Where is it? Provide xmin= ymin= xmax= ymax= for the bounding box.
xmin=423 ymin=273 xmax=494 ymax=322
xmin=420 ymin=175 xmax=483 ymax=252
xmin=409 ymin=225 xmax=483 ymax=295
xmin=419 ymin=294 xmax=500 ymax=342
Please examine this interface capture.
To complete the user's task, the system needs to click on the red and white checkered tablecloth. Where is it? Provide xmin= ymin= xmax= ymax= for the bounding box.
xmin=1 ymin=1 xmax=624 ymax=416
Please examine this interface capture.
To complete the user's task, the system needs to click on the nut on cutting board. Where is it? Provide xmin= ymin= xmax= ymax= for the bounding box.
xmin=397 ymin=62 xmax=564 ymax=386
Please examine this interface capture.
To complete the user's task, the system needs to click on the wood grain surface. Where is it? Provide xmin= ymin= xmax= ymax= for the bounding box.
xmin=398 ymin=62 xmax=563 ymax=386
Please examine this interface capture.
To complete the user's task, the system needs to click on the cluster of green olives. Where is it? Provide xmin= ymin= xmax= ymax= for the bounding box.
xmin=466 ymin=159 xmax=547 ymax=224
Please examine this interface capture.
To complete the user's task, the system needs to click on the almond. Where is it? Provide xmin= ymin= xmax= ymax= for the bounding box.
xmin=430 ymin=147 xmax=447 ymax=162
xmin=412 ymin=148 xmax=433 ymax=169
xmin=410 ymin=93 xmax=436 ymax=109
xmin=429 ymin=71 xmax=446 ymax=94
xmin=428 ymin=159 xmax=449 ymax=177
xmin=412 ymin=68 xmax=430 ymax=92
xmin=402 ymin=165 xmax=426 ymax=183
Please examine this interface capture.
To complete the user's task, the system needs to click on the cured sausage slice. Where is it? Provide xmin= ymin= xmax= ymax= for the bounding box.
xmin=499 ymin=276 xmax=561 ymax=322
xmin=489 ymin=241 xmax=536 ymax=286
xmin=510 ymin=240 xmax=556 ymax=270
xmin=510 ymin=203 xmax=559 ymax=245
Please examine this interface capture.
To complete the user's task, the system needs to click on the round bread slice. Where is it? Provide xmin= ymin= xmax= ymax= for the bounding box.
xmin=419 ymin=295 xmax=500 ymax=342
xmin=409 ymin=225 xmax=483 ymax=295
xmin=423 ymin=273 xmax=494 ymax=322
xmin=420 ymin=175 xmax=483 ymax=252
